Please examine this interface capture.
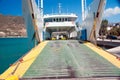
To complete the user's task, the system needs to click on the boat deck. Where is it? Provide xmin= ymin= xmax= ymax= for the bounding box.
xmin=22 ymin=40 xmax=120 ymax=79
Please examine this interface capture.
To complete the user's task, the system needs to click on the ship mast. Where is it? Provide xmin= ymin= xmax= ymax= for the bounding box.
xmin=58 ymin=3 xmax=61 ymax=14
xmin=81 ymin=0 xmax=87 ymax=21
xmin=38 ymin=0 xmax=43 ymax=17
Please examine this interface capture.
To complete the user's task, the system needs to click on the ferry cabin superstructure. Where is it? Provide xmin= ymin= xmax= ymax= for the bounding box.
xmin=44 ymin=13 xmax=78 ymax=40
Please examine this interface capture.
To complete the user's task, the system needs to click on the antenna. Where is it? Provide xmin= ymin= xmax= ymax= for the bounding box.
xmin=58 ymin=3 xmax=61 ymax=14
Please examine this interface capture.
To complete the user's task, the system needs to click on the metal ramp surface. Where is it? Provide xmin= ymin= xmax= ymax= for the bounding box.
xmin=22 ymin=40 xmax=120 ymax=79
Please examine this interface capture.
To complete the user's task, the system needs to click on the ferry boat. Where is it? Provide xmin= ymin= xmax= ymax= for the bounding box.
xmin=0 ymin=0 xmax=120 ymax=80
xmin=43 ymin=9 xmax=78 ymax=40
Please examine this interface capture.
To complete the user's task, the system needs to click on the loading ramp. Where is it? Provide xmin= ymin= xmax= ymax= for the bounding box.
xmin=21 ymin=40 xmax=120 ymax=79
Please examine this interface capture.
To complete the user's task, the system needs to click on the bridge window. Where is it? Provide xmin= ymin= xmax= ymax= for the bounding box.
xmin=45 ymin=19 xmax=52 ymax=22
xmin=68 ymin=18 xmax=72 ymax=21
xmin=49 ymin=18 xmax=70 ymax=22
xmin=53 ymin=18 xmax=55 ymax=22
xmin=59 ymin=18 xmax=61 ymax=22
xmin=65 ymin=18 xmax=68 ymax=21
xmin=62 ymin=18 xmax=64 ymax=22
xmin=56 ymin=18 xmax=58 ymax=22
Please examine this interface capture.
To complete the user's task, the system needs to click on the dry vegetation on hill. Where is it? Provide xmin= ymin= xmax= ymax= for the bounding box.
xmin=0 ymin=14 xmax=27 ymax=37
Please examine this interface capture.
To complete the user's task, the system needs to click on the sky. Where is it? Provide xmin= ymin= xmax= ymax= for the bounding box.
xmin=0 ymin=0 xmax=120 ymax=23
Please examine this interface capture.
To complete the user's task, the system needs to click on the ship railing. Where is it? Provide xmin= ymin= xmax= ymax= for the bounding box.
xmin=44 ymin=13 xmax=77 ymax=16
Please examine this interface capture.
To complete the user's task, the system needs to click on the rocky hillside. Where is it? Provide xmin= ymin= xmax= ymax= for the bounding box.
xmin=0 ymin=14 xmax=27 ymax=37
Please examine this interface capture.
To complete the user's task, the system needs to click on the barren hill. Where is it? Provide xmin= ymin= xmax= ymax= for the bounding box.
xmin=0 ymin=14 xmax=27 ymax=37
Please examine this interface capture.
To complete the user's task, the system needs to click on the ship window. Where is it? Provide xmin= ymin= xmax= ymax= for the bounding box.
xmin=49 ymin=19 xmax=52 ymax=22
xmin=56 ymin=18 xmax=58 ymax=22
xmin=45 ymin=19 xmax=52 ymax=22
xmin=53 ymin=18 xmax=55 ymax=22
xmin=55 ymin=18 xmax=56 ymax=22
xmin=59 ymin=18 xmax=61 ymax=22
xmin=65 ymin=18 xmax=67 ymax=21
xmin=68 ymin=18 xmax=72 ymax=21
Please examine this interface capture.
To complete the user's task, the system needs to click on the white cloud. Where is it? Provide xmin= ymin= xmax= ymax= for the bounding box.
xmin=104 ymin=6 xmax=120 ymax=17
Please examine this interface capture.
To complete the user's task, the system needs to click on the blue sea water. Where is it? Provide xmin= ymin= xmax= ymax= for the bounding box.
xmin=0 ymin=0 xmax=37 ymax=74
xmin=0 ymin=37 xmax=35 ymax=74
